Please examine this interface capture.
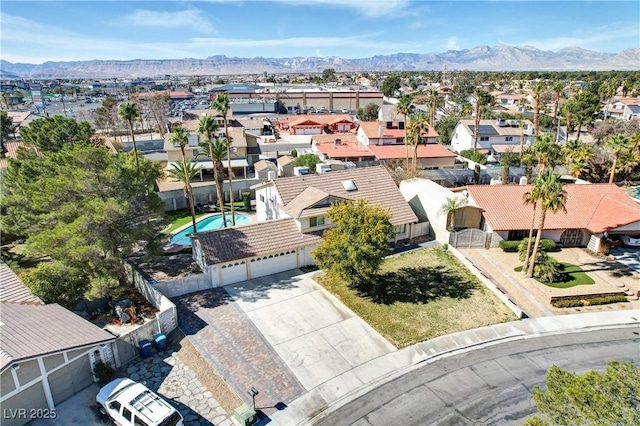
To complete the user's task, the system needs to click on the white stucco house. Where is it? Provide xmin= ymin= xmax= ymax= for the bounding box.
xmin=450 ymin=119 xmax=534 ymax=155
xmin=603 ymin=97 xmax=640 ymax=121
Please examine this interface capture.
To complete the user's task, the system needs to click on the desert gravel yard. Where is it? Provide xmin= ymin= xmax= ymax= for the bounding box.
xmin=316 ymin=246 xmax=516 ymax=348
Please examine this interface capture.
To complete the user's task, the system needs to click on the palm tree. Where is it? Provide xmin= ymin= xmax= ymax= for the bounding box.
xmin=118 ymin=101 xmax=141 ymax=174
xmin=527 ymin=170 xmax=567 ymax=277
xmin=197 ymin=116 xmax=228 ymax=226
xmin=522 ymin=185 xmax=541 ymax=272
xmin=169 ymin=126 xmax=198 ymax=232
xmin=406 ymin=112 xmax=429 ymax=174
xmin=531 ymin=135 xmax=562 ymax=173
xmin=167 ymin=160 xmax=202 ymax=236
xmin=472 ymin=89 xmax=494 ymax=152
xmin=561 ymin=139 xmax=595 ymax=178
xmin=213 ymin=94 xmax=236 ymax=226
xmin=395 ymin=93 xmax=414 ymax=170
xmin=532 ymin=81 xmax=546 ymax=136
xmin=551 ymin=82 xmax=564 ymax=142
xmin=605 ymin=134 xmax=630 ymax=184
xmin=427 ymin=89 xmax=443 ymax=128
xmin=439 ymin=196 xmax=467 ymax=232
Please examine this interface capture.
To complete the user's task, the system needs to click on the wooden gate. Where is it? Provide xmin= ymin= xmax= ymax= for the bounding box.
xmin=449 ymin=228 xmax=490 ymax=248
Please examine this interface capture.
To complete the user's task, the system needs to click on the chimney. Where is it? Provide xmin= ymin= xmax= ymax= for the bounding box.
xmin=379 ymin=126 xmax=384 ymax=137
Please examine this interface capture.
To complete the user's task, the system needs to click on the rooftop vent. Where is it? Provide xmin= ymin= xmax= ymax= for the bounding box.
xmin=341 ymin=180 xmax=358 ymax=191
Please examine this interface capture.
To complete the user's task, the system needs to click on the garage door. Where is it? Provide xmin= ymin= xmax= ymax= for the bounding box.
xmin=48 ymin=355 xmax=93 ymax=405
xmin=220 ymin=260 xmax=247 ymax=285
xmin=1 ymin=382 xmax=48 ymax=426
xmin=250 ymin=250 xmax=297 ymax=279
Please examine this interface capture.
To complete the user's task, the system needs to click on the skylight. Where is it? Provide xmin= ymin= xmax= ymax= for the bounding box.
xmin=341 ymin=180 xmax=357 ymax=191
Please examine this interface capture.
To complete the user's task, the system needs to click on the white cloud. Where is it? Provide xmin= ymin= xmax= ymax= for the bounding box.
xmin=445 ymin=37 xmax=460 ymax=50
xmin=520 ymin=23 xmax=640 ymax=52
xmin=121 ymin=9 xmax=214 ymax=34
xmin=275 ymin=0 xmax=412 ymax=19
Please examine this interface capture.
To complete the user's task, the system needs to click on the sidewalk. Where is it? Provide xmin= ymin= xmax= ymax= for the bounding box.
xmin=267 ymin=310 xmax=640 ymax=426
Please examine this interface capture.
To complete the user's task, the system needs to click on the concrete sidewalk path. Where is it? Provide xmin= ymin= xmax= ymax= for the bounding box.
xmin=267 ymin=309 xmax=640 ymax=426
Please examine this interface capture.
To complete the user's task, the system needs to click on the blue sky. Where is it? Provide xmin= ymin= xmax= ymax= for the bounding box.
xmin=1 ymin=1 xmax=638 ymax=64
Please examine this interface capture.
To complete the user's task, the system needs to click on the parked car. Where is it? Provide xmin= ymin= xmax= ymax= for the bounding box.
xmin=97 ymin=378 xmax=183 ymax=426
xmin=620 ymin=234 xmax=640 ymax=247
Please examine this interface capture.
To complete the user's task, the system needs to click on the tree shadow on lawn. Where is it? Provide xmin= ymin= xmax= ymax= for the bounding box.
xmin=352 ymin=266 xmax=478 ymax=305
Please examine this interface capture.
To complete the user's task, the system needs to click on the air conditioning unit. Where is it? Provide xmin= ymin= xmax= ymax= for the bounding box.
xmin=294 ymin=166 xmax=309 ymax=176
xmin=524 ymin=124 xmax=534 ymax=135
xmin=316 ymin=164 xmax=332 ymax=174
xmin=496 ymin=118 xmax=507 ymax=127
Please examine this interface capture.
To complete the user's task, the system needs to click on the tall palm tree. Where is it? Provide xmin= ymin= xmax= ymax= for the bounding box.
xmin=169 ymin=126 xmax=198 ymax=232
xmin=197 ymin=116 xmax=228 ymax=226
xmin=472 ymin=89 xmax=494 ymax=152
xmin=522 ymin=185 xmax=540 ymax=272
xmin=167 ymin=160 xmax=202 ymax=236
xmin=427 ymin=89 xmax=443 ymax=128
xmin=118 ymin=101 xmax=141 ymax=174
xmin=213 ymin=94 xmax=236 ymax=226
xmin=527 ymin=170 xmax=567 ymax=277
xmin=551 ymin=82 xmax=564 ymax=142
xmin=406 ymin=112 xmax=429 ymax=174
xmin=532 ymin=81 xmax=546 ymax=136
xmin=439 ymin=197 xmax=467 ymax=232
xmin=605 ymin=134 xmax=630 ymax=184
xmin=395 ymin=93 xmax=414 ymax=169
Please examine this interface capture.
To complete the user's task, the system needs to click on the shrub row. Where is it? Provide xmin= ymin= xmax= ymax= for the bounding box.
xmin=552 ymin=294 xmax=628 ymax=308
xmin=499 ymin=238 xmax=560 ymax=253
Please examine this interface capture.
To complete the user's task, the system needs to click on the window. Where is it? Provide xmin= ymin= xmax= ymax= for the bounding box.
xmin=508 ymin=230 xmax=536 ymax=241
xmin=122 ymin=407 xmax=133 ymax=422
xmin=134 ymin=416 xmax=150 ymax=426
xmin=309 ymin=216 xmax=325 ymax=227
xmin=259 ymin=194 xmax=264 ymax=202
xmin=480 ymin=136 xmax=489 ymax=142
xmin=505 ymin=136 xmax=513 ymax=142
xmin=396 ymin=224 xmax=407 ymax=235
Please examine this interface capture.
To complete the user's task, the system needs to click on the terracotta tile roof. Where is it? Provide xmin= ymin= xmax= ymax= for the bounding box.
xmin=196 ymin=219 xmax=322 ymax=264
xmin=358 ymin=121 xmax=405 ymax=139
xmin=367 ymin=144 xmax=457 ymax=160
xmin=0 ymin=302 xmax=115 ymax=371
xmin=271 ymin=166 xmax=418 ymax=226
xmin=0 ymin=141 xmax=26 ymax=169
xmin=311 ymin=134 xmax=358 ymax=144
xmin=467 ymin=183 xmax=640 ymax=232
xmin=618 ymin=97 xmax=640 ymax=106
xmin=0 ymin=261 xmax=43 ymax=305
xmin=314 ymin=141 xmax=374 ymax=159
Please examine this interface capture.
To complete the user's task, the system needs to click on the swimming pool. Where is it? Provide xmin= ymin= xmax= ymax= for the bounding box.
xmin=169 ymin=213 xmax=251 ymax=246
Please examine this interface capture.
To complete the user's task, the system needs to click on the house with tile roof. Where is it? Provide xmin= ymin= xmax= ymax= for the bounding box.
xmin=466 ymin=183 xmax=640 ymax=250
xmin=286 ymin=114 xmax=355 ymax=135
xmin=311 ymin=134 xmax=375 ymax=163
xmin=0 ymin=263 xmax=116 ymax=426
xmin=450 ymin=119 xmax=534 ymax=155
xmin=276 ymin=154 xmax=295 ymax=177
xmin=603 ymin=97 xmax=640 ymax=121
xmin=190 ymin=167 xmax=421 ymax=287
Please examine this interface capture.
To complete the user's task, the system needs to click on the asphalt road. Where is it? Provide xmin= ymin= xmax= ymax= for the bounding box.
xmin=314 ymin=327 xmax=640 ymax=426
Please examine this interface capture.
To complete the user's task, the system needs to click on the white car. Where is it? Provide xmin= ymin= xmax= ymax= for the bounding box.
xmin=97 ymin=378 xmax=183 ymax=426
xmin=620 ymin=234 xmax=640 ymax=247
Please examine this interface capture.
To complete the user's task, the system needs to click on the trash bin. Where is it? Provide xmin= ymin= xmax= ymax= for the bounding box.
xmin=234 ymin=403 xmax=257 ymax=426
xmin=154 ymin=333 xmax=167 ymax=352
xmin=139 ymin=339 xmax=152 ymax=359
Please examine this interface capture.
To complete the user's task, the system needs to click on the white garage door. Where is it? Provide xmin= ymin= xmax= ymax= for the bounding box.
xmin=250 ymin=250 xmax=298 ymax=279
xmin=220 ymin=260 xmax=247 ymax=285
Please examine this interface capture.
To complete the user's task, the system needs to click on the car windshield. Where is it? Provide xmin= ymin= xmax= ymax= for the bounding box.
xmin=159 ymin=412 xmax=182 ymax=426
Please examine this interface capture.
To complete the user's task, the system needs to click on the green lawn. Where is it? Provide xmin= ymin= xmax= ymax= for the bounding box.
xmin=515 ymin=262 xmax=595 ymax=288
xmin=161 ymin=210 xmax=209 ymax=235
xmin=316 ymin=246 xmax=516 ymax=348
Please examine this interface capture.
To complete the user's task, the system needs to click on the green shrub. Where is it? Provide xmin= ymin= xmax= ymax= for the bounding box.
xmin=518 ymin=238 xmax=559 ymax=261
xmin=499 ymin=240 xmax=520 ymax=252
xmin=459 ymin=149 xmax=488 ymax=165
xmin=533 ymin=253 xmax=564 ymax=283
xmin=587 ymin=295 xmax=628 ymax=306
xmin=93 ymin=361 xmax=117 ymax=385
xmin=553 ymin=299 xmax=585 ymax=308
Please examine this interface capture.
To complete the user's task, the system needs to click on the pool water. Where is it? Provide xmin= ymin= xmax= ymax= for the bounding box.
xmin=169 ymin=213 xmax=251 ymax=246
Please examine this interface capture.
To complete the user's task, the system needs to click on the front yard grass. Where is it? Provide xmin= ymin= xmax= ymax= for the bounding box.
xmin=316 ymin=246 xmax=516 ymax=348
xmin=515 ymin=262 xmax=595 ymax=288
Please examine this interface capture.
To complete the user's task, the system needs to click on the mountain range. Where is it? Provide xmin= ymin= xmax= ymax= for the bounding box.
xmin=1 ymin=45 xmax=639 ymax=79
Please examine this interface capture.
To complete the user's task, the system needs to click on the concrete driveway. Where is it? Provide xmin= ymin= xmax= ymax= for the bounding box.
xmin=225 ymin=270 xmax=396 ymax=391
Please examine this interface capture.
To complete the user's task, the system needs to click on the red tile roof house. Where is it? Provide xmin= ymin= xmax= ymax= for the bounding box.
xmin=190 ymin=167 xmax=420 ymax=287
xmin=311 ymin=134 xmax=376 ymax=163
xmin=0 ymin=261 xmax=116 ymax=426
xmin=356 ymin=121 xmax=456 ymax=169
xmin=286 ymin=114 xmax=355 ymax=136
xmin=466 ymin=183 xmax=640 ymax=251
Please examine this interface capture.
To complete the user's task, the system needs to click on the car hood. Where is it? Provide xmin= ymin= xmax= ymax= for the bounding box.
xmin=96 ymin=377 xmax=135 ymax=405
